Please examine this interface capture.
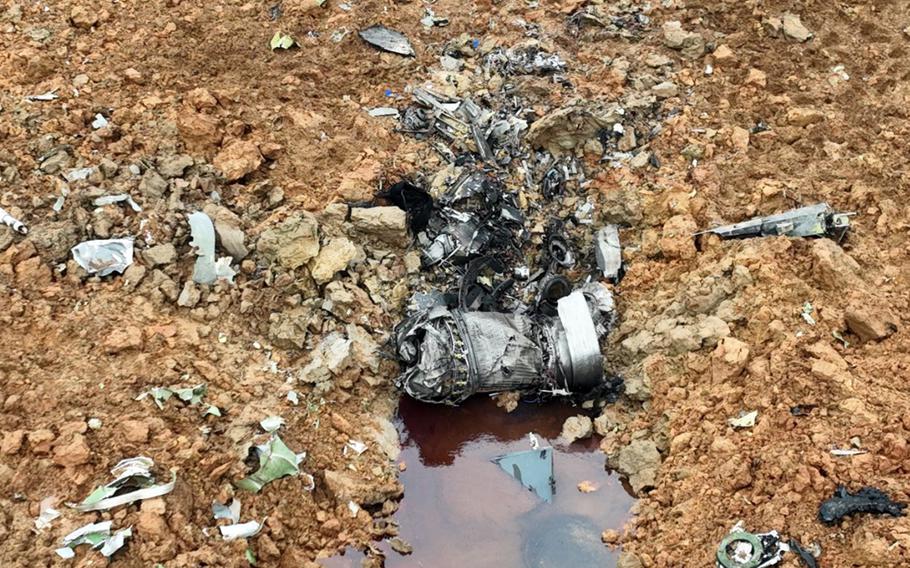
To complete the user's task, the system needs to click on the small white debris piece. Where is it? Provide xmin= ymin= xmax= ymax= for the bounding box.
xmin=344 ymin=440 xmax=368 ymax=456
xmin=728 ymin=410 xmax=758 ymax=429
xmin=53 ymin=187 xmax=70 ymax=213
xmin=70 ymin=457 xmax=177 ymax=512
xmin=259 ymin=415 xmax=285 ymax=433
xmin=831 ymin=448 xmax=868 ymax=457
xmin=91 ymin=114 xmax=110 ymax=129
xmin=358 ymin=25 xmax=415 ymax=57
xmin=56 ymin=521 xmax=132 ymax=559
xmin=27 ymin=90 xmax=59 ymax=101
xmin=64 ymin=167 xmax=94 ymax=182
xmin=87 ymin=418 xmax=103 ymax=430
xmin=100 ymin=527 xmax=132 ymax=557
xmin=188 ymin=211 xmax=235 ymax=284
xmin=219 ymin=519 xmax=263 ymax=540
xmin=71 ymin=239 xmax=134 ymax=276
xmin=801 ymin=301 xmax=816 ymax=325
xmin=34 ymin=497 xmax=61 ymax=531
xmin=93 ymin=194 xmax=142 ymax=212
xmin=0 ymin=207 xmax=28 ymax=235
xmin=529 ymin=432 xmax=540 ymax=450
xmin=367 ymin=107 xmax=400 ymax=118
xmin=347 ymin=501 xmax=361 ymax=518
xmin=212 ymin=498 xmax=242 ymax=523
xmin=287 ymin=391 xmax=299 ymax=405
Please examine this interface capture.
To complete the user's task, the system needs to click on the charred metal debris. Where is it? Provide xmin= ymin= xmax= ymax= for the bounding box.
xmin=699 ymin=202 xmax=853 ymax=242
xmin=375 ymin=47 xmax=630 ymax=405
xmin=818 ymin=485 xmax=907 ymax=525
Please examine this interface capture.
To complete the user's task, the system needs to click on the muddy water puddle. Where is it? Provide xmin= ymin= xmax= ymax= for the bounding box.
xmin=322 ymin=396 xmax=634 ymax=567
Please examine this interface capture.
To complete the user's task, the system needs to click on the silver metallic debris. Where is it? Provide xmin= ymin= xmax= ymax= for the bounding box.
xmin=188 ymin=211 xmax=236 ymax=285
xmin=359 ymin=25 xmax=415 ymax=56
xmin=236 ymin=431 xmax=310 ymax=493
xmin=91 ymin=114 xmax=110 ymax=129
xmin=594 ymin=225 xmax=622 ymax=280
xmin=701 ymin=203 xmax=852 ymax=241
xmin=394 ymin=282 xmax=615 ymax=404
xmin=212 ymin=498 xmax=242 ymax=523
xmin=492 ymin=446 xmax=555 ymax=502
xmin=71 ymin=239 xmax=134 ymax=276
xmin=219 ymin=519 xmax=263 ymax=540
xmin=55 ymin=521 xmax=132 ymax=559
xmin=70 ymin=457 xmax=177 ymax=512
xmin=716 ymin=522 xmax=788 ymax=568
xmin=64 ymin=167 xmax=94 ymax=182
xmin=368 ymin=107 xmax=400 ymax=118
xmin=0 ymin=207 xmax=28 ymax=235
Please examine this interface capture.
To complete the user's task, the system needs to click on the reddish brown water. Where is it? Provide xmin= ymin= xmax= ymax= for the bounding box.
xmin=321 ymin=396 xmax=634 ymax=568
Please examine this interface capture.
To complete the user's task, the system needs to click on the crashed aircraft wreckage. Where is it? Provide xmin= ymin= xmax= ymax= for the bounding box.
xmin=699 ymin=202 xmax=853 ymax=241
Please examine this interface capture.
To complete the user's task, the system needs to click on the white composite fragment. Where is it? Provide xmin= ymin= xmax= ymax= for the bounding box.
xmin=728 ymin=410 xmax=758 ymax=429
xmin=53 ymin=187 xmax=70 ymax=213
xmin=831 ymin=448 xmax=868 ymax=457
xmin=236 ymin=434 xmax=307 ymax=492
xmin=260 ymin=415 xmax=285 ymax=433
xmin=34 ymin=497 xmax=61 ymax=531
xmin=71 ymin=239 xmax=134 ymax=275
xmin=188 ymin=211 xmax=236 ymax=285
xmin=91 ymin=114 xmax=110 ymax=129
xmin=347 ymin=501 xmax=361 ymax=518
xmin=99 ymin=527 xmax=132 ymax=557
xmin=27 ymin=90 xmax=59 ymax=101
xmin=63 ymin=167 xmax=94 ymax=182
xmin=93 ymin=194 xmax=142 ymax=212
xmin=212 ymin=498 xmax=242 ymax=523
xmin=219 ymin=519 xmax=264 ymax=540
xmin=344 ymin=440 xmax=368 ymax=456
xmin=287 ymin=391 xmax=299 ymax=405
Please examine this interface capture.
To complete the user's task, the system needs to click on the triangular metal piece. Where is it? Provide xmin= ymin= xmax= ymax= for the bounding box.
xmin=491 ymin=447 xmax=554 ymax=502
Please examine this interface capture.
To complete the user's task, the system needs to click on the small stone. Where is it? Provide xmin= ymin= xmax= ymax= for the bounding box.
xmin=28 ymin=429 xmax=55 ymax=454
xmin=157 ymin=155 xmax=194 ymax=179
xmin=122 ymin=420 xmax=149 ymax=443
xmin=610 ymin=440 xmax=661 ymax=494
xmin=143 ymin=243 xmax=177 ymax=267
xmin=782 ymin=12 xmax=813 ymax=42
xmin=203 ymin=204 xmax=248 ymax=261
xmin=617 ymin=552 xmax=644 ymax=568
xmin=1 ymin=430 xmax=25 ymax=455
xmin=845 ymin=304 xmax=898 ymax=342
xmin=323 ymin=469 xmax=403 ymax=506
xmin=731 ymin=127 xmax=750 ymax=151
xmin=389 ymin=538 xmax=413 ymax=556
xmin=810 ymin=239 xmax=862 ymax=289
xmin=177 ymin=281 xmax=201 ymax=308
xmin=578 ymin=481 xmax=599 ymax=493
xmin=713 ymin=45 xmax=734 ymax=62
xmin=257 ymin=213 xmax=320 ymax=269
xmin=72 ymin=74 xmax=90 ymax=87
xmin=186 ymin=87 xmax=218 ymax=111
xmin=629 ymin=151 xmax=651 ymax=169
xmin=745 ymin=68 xmax=767 ymax=88
xmin=123 ymin=68 xmax=144 ymax=84
xmin=139 ymin=170 xmax=168 ymax=199
xmin=39 ymin=150 xmax=72 ymax=174
xmin=310 ymin=238 xmax=358 ymax=284
xmin=651 ymin=81 xmax=678 ymax=98
xmin=69 ymin=6 xmax=98 ymax=29
xmin=662 ymin=21 xmax=705 ymax=59
xmin=787 ymin=107 xmax=825 ymax=127
xmin=104 ymin=325 xmax=143 ymax=354
xmin=659 ymin=215 xmax=697 ymax=259
xmin=350 ymin=207 xmax=408 ymax=245
xmin=213 ymin=140 xmax=263 ymax=181
xmin=601 ymin=529 xmax=620 ymax=544
xmin=561 ymin=415 xmax=593 ymax=444
xmin=53 ymin=434 xmax=91 ymax=467
xmin=711 ymin=337 xmax=750 ymax=382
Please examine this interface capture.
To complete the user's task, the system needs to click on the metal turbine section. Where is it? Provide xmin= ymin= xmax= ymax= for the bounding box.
xmin=394 ymin=282 xmax=614 ymax=405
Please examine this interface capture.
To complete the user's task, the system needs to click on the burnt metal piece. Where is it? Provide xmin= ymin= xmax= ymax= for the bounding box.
xmin=378 ymin=181 xmax=434 ymax=233
xmin=394 ymin=283 xmax=615 ymax=405
xmin=541 ymin=164 xmax=565 ymax=199
xmin=787 ymin=539 xmax=818 ymax=568
xmin=702 ymin=203 xmax=852 ymax=241
xmin=818 ymin=486 xmax=906 ymax=525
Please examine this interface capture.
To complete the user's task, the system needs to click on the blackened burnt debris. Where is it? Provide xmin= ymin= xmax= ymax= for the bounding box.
xmin=818 ymin=486 xmax=907 ymax=525
xmin=364 ymin=46 xmax=637 ymax=405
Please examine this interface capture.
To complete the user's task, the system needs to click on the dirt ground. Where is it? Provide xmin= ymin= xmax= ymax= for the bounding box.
xmin=1 ymin=0 xmax=910 ymax=567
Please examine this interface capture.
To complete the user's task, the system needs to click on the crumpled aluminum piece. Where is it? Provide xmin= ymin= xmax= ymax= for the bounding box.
xmin=0 ymin=207 xmax=27 ymax=235
xmin=71 ymin=239 xmax=134 ymax=276
xmin=359 ymin=25 xmax=415 ymax=56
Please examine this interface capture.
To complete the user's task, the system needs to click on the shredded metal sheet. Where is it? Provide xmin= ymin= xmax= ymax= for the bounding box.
xmin=71 ymin=239 xmax=134 ymax=276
